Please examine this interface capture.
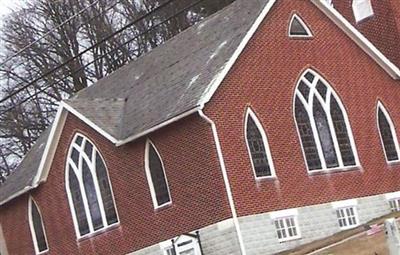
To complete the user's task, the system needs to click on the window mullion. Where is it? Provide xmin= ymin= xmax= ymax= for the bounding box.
xmin=90 ymin=150 xmax=108 ymax=227
xmin=78 ymin=152 xmax=95 ymax=233
xmin=324 ymin=91 xmax=344 ymax=167
xmin=308 ymin=91 xmax=327 ymax=169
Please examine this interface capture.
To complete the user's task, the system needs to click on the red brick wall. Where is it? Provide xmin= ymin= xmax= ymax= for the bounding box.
xmin=0 ymin=114 xmax=231 ymax=255
xmin=205 ymin=0 xmax=400 ymax=217
xmin=332 ymin=0 xmax=400 ymax=67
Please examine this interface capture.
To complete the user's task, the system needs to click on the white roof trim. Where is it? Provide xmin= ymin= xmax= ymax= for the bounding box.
xmin=311 ymin=0 xmax=400 ymax=79
xmin=4 ymin=0 xmax=400 ymax=206
xmin=60 ymin=101 xmax=119 ymax=144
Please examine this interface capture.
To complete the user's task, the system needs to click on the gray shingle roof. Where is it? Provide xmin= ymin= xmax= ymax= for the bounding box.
xmin=69 ymin=0 xmax=267 ymax=140
xmin=0 ymin=129 xmax=50 ymax=204
xmin=0 ymin=0 xmax=269 ymax=204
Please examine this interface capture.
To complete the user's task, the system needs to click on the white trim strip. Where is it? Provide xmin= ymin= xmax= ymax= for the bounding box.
xmin=116 ymin=107 xmax=202 ymax=146
xmin=270 ymin=208 xmax=299 ymax=219
xmin=61 ymin=102 xmax=118 ymax=144
xmin=199 ymin=0 xmax=278 ymax=105
xmin=198 ymin=110 xmax=247 ymax=255
xmin=311 ymin=0 xmax=400 ymax=79
xmin=385 ymin=191 xmax=400 ymax=200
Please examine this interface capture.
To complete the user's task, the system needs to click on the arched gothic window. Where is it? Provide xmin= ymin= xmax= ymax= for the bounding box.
xmin=377 ymin=102 xmax=400 ymax=162
xmin=66 ymin=134 xmax=118 ymax=238
xmin=145 ymin=139 xmax=171 ymax=209
xmin=28 ymin=197 xmax=48 ymax=254
xmin=244 ymin=108 xmax=276 ymax=178
xmin=294 ymin=69 xmax=358 ymax=171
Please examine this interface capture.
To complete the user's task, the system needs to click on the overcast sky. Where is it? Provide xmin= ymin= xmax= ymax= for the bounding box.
xmin=0 ymin=0 xmax=18 ymax=17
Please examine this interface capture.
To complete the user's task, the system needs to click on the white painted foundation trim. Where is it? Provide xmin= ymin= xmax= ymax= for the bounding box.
xmin=331 ymin=199 xmax=358 ymax=209
xmin=385 ymin=192 xmax=400 ymax=200
xmin=198 ymin=110 xmax=247 ymax=255
xmin=270 ymin=208 xmax=299 ymax=219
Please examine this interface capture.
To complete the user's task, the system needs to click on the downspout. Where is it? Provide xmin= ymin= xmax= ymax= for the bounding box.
xmin=198 ymin=110 xmax=247 ymax=255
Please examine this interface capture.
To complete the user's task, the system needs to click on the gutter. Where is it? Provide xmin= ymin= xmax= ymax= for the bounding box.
xmin=198 ymin=110 xmax=247 ymax=255
xmin=0 ymin=185 xmax=37 ymax=206
xmin=116 ymin=106 xmax=202 ymax=146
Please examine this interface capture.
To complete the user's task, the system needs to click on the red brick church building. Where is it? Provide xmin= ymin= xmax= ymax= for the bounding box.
xmin=1 ymin=0 xmax=400 ymax=254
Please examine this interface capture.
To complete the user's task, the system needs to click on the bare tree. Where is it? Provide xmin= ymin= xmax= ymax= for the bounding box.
xmin=0 ymin=0 xmax=235 ymax=180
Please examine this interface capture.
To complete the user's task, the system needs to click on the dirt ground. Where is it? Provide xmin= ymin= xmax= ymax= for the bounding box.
xmin=315 ymin=231 xmax=389 ymax=255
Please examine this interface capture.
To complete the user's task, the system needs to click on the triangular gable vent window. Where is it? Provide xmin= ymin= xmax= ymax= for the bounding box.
xmin=289 ymin=14 xmax=313 ymax=38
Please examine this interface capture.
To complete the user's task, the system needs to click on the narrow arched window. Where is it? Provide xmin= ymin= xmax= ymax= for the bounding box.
xmin=145 ymin=139 xmax=171 ymax=208
xmin=294 ymin=69 xmax=358 ymax=171
xmin=66 ymin=134 xmax=118 ymax=238
xmin=377 ymin=102 xmax=400 ymax=162
xmin=245 ymin=108 xmax=276 ymax=178
xmin=28 ymin=197 xmax=48 ymax=254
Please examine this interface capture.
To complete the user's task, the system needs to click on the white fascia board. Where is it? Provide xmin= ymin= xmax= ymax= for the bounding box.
xmin=385 ymin=191 xmax=400 ymax=200
xmin=34 ymin=105 xmax=67 ymax=184
xmin=115 ymin=106 xmax=202 ymax=146
xmin=311 ymin=0 xmax=400 ymax=80
xmin=60 ymin=101 xmax=119 ymax=144
xmin=199 ymin=0 xmax=278 ymax=105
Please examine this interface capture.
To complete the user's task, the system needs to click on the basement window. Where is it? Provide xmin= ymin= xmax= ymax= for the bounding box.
xmin=389 ymin=199 xmax=400 ymax=212
xmin=289 ymin=14 xmax=313 ymax=38
xmin=352 ymin=0 xmax=374 ymax=23
xmin=270 ymin=209 xmax=301 ymax=242
xmin=336 ymin=207 xmax=359 ymax=229
xmin=160 ymin=234 xmax=202 ymax=255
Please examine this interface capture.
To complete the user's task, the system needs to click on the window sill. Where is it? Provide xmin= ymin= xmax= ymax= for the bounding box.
xmin=289 ymin=35 xmax=314 ymax=40
xmin=278 ymin=236 xmax=301 ymax=243
xmin=387 ymin=160 xmax=400 ymax=166
xmin=339 ymin=224 xmax=359 ymax=231
xmin=154 ymin=201 xmax=173 ymax=212
xmin=255 ymin=175 xmax=278 ymax=181
xmin=77 ymin=222 xmax=120 ymax=242
xmin=307 ymin=165 xmax=361 ymax=176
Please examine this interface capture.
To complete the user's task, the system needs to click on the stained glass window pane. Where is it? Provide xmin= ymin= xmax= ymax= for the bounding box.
xmin=31 ymin=202 xmax=48 ymax=252
xmin=148 ymin=143 xmax=171 ymax=206
xmin=95 ymin=153 xmax=118 ymax=225
xmin=316 ymin=80 xmax=327 ymax=101
xmin=84 ymin=142 xmax=93 ymax=159
xmin=378 ymin=108 xmax=399 ymax=161
xmin=295 ymin=97 xmax=322 ymax=170
xmin=68 ymin=168 xmax=89 ymax=236
xmin=82 ymin=161 xmax=103 ymax=231
xmin=246 ymin=115 xmax=271 ymax=177
xmin=331 ymin=97 xmax=356 ymax=166
xmin=298 ymin=81 xmax=310 ymax=100
xmin=313 ymin=98 xmax=338 ymax=168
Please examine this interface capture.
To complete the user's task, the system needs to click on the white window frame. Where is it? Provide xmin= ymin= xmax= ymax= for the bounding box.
xmin=145 ymin=139 xmax=172 ymax=209
xmin=28 ymin=197 xmax=49 ymax=255
xmin=160 ymin=235 xmax=202 ymax=255
xmin=376 ymin=101 xmax=400 ymax=163
xmin=352 ymin=0 xmax=374 ymax=23
xmin=386 ymin=192 xmax=400 ymax=212
xmin=244 ymin=108 xmax=276 ymax=180
xmin=288 ymin=14 xmax=313 ymax=38
xmin=293 ymin=68 xmax=360 ymax=173
xmin=270 ymin=209 xmax=301 ymax=242
xmin=0 ymin=224 xmax=8 ymax=255
xmin=332 ymin=199 xmax=359 ymax=230
xmin=65 ymin=133 xmax=120 ymax=239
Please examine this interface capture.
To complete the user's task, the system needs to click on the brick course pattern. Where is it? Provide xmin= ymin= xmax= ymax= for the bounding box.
xmin=2 ymin=0 xmax=400 ymax=254
xmin=0 ymin=114 xmax=231 ymax=254
xmin=204 ymin=0 xmax=400 ymax=217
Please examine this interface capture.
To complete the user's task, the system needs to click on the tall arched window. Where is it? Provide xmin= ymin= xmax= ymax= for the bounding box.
xmin=377 ymin=102 xmax=400 ymax=162
xmin=244 ymin=108 xmax=276 ymax=178
xmin=28 ymin=197 xmax=48 ymax=254
xmin=294 ymin=69 xmax=358 ymax=171
xmin=66 ymin=134 xmax=118 ymax=238
xmin=145 ymin=139 xmax=171 ymax=209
